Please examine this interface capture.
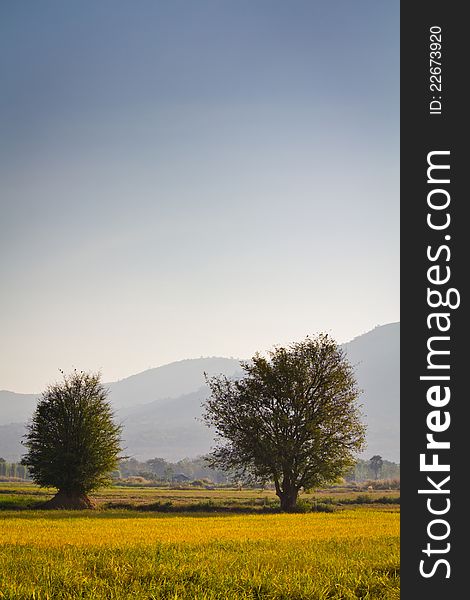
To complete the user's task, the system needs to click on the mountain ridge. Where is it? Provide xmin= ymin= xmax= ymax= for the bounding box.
xmin=0 ymin=323 xmax=399 ymax=462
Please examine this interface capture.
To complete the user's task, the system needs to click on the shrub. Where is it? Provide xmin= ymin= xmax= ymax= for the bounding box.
xmin=312 ymin=502 xmax=337 ymax=513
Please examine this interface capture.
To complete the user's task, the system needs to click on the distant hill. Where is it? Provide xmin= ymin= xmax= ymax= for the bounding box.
xmin=342 ymin=322 xmax=399 ymax=462
xmin=120 ymin=389 xmax=214 ymax=460
xmin=0 ymin=357 xmax=240 ymax=461
xmin=0 ymin=391 xmax=40 ymax=426
xmin=0 ymin=422 xmax=28 ymax=462
xmin=0 ymin=325 xmax=399 ymax=463
xmin=0 ymin=357 xmax=241 ymax=426
xmin=107 ymin=357 xmax=241 ymax=410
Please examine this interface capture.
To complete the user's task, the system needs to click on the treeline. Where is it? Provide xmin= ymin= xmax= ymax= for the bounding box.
xmin=116 ymin=456 xmax=400 ymax=485
xmin=345 ymin=459 xmax=400 ymax=482
xmin=0 ymin=459 xmax=31 ymax=481
xmin=0 ymin=455 xmax=399 ymax=485
xmin=117 ymin=457 xmax=232 ymax=484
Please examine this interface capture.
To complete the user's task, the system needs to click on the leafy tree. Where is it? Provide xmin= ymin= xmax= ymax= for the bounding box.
xmin=369 ymin=455 xmax=383 ymax=480
xmin=164 ymin=466 xmax=174 ymax=482
xmin=21 ymin=370 xmax=122 ymax=509
xmin=145 ymin=457 xmax=168 ymax=478
xmin=203 ymin=333 xmax=366 ymax=511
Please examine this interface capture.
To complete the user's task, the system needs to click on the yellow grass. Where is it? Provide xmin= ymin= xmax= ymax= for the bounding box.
xmin=1 ymin=510 xmax=398 ymax=548
xmin=0 ymin=499 xmax=399 ymax=598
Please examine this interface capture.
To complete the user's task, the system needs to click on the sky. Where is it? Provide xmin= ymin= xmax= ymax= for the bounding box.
xmin=0 ymin=1 xmax=399 ymax=393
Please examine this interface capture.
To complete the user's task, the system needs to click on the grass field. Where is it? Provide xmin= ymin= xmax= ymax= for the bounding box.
xmin=0 ymin=482 xmax=400 ymax=511
xmin=0 ymin=484 xmax=399 ymax=599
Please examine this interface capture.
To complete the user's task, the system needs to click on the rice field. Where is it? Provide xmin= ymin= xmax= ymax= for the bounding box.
xmin=0 ymin=486 xmax=399 ymax=599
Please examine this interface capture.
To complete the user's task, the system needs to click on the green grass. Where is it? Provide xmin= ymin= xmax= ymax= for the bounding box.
xmin=0 ymin=482 xmax=400 ymax=512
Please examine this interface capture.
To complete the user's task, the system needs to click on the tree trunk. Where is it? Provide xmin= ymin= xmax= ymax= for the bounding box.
xmin=277 ymin=488 xmax=299 ymax=512
xmin=41 ymin=489 xmax=96 ymax=510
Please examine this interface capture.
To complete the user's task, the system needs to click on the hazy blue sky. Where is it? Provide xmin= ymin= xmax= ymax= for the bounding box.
xmin=1 ymin=1 xmax=399 ymax=392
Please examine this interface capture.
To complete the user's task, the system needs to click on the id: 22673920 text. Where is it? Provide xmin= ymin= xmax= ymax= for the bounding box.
xmin=429 ymin=25 xmax=443 ymax=115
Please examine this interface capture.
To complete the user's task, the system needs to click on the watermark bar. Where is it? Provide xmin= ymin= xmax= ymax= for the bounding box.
xmin=400 ymin=2 xmax=465 ymax=596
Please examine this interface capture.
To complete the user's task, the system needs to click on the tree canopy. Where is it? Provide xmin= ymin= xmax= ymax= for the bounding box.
xmin=369 ymin=455 xmax=384 ymax=480
xmin=203 ymin=333 xmax=366 ymax=510
xmin=21 ymin=370 xmax=122 ymax=509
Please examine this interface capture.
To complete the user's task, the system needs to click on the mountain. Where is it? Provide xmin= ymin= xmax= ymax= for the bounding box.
xmin=120 ymin=389 xmax=213 ymax=460
xmin=0 ymin=423 xmax=28 ymax=463
xmin=0 ymin=357 xmax=241 ymax=425
xmin=342 ymin=322 xmax=399 ymax=462
xmin=107 ymin=357 xmax=241 ymax=410
xmin=0 ymin=391 xmax=40 ymax=426
xmin=119 ymin=323 xmax=399 ymax=462
xmin=0 ymin=325 xmax=399 ymax=463
xmin=0 ymin=357 xmax=241 ymax=461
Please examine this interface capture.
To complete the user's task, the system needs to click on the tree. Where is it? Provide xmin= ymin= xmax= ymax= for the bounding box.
xmin=203 ymin=334 xmax=366 ymax=511
xmin=21 ymin=370 xmax=123 ymax=509
xmin=146 ymin=457 xmax=168 ymax=479
xmin=369 ymin=455 xmax=383 ymax=480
